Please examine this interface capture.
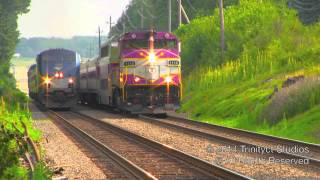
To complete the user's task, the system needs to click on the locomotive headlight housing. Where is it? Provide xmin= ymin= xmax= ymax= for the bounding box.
xmin=165 ymin=76 xmax=172 ymax=83
xmin=44 ymin=77 xmax=51 ymax=84
xmin=149 ymin=52 xmax=156 ymax=63
xmin=68 ymin=78 xmax=74 ymax=84
xmin=134 ymin=77 xmax=141 ymax=83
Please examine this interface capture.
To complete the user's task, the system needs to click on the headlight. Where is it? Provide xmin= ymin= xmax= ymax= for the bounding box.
xmin=149 ymin=52 xmax=156 ymax=63
xmin=44 ymin=77 xmax=51 ymax=84
xmin=165 ymin=76 xmax=172 ymax=83
xmin=134 ymin=77 xmax=141 ymax=82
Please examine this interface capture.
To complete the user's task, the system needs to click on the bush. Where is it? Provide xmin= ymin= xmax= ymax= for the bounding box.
xmin=261 ymin=77 xmax=320 ymax=124
xmin=176 ymin=0 xmax=320 ymax=137
xmin=0 ymin=104 xmax=41 ymax=178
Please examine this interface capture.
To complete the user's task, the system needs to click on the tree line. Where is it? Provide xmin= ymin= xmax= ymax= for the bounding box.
xmin=16 ymin=36 xmax=107 ymax=58
xmin=0 ymin=0 xmax=31 ymax=73
xmin=109 ymin=0 xmax=319 ymax=38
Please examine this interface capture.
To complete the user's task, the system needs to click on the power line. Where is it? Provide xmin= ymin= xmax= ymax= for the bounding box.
xmin=186 ymin=0 xmax=197 ymax=12
xmin=124 ymin=12 xmax=138 ymax=30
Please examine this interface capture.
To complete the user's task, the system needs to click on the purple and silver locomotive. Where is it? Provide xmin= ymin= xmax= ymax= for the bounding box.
xmin=79 ymin=30 xmax=182 ymax=114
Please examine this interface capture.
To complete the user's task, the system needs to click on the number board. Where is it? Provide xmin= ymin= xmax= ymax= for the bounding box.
xmin=123 ymin=61 xmax=136 ymax=67
xmin=168 ymin=60 xmax=180 ymax=66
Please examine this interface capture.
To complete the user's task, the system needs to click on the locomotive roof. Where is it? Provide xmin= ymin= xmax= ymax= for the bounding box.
xmin=120 ymin=31 xmax=178 ymax=41
xmin=27 ymin=64 xmax=36 ymax=73
xmin=37 ymin=48 xmax=76 ymax=56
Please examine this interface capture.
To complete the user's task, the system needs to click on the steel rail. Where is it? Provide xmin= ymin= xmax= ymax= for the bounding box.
xmin=48 ymin=110 xmax=157 ymax=180
xmin=74 ymin=111 xmax=252 ymax=180
xmin=139 ymin=115 xmax=320 ymax=168
xmin=166 ymin=115 xmax=320 ymax=154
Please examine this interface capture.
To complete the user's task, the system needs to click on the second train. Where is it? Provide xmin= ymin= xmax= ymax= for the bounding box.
xmin=79 ymin=30 xmax=182 ymax=114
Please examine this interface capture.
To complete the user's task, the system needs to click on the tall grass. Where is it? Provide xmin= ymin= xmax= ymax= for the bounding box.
xmin=261 ymin=77 xmax=320 ymax=124
xmin=185 ymin=50 xmax=315 ymax=92
xmin=176 ymin=0 xmax=320 ymax=143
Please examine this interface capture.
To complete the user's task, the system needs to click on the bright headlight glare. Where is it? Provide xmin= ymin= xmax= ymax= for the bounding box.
xmin=165 ymin=76 xmax=172 ymax=83
xmin=44 ymin=77 xmax=51 ymax=84
xmin=149 ymin=52 xmax=156 ymax=63
xmin=68 ymin=78 xmax=74 ymax=84
xmin=134 ymin=77 xmax=141 ymax=82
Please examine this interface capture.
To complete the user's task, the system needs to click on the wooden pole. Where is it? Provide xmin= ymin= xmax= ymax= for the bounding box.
xmin=178 ymin=0 xmax=182 ymax=27
xmin=168 ymin=0 xmax=172 ymax=32
xmin=219 ymin=0 xmax=225 ymax=55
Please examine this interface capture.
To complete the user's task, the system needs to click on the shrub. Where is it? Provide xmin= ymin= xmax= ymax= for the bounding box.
xmin=261 ymin=77 xmax=320 ymax=124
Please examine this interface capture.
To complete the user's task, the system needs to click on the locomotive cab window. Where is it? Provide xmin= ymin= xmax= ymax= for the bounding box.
xmin=122 ymin=40 xmax=149 ymax=49
xmin=154 ymin=40 xmax=177 ymax=49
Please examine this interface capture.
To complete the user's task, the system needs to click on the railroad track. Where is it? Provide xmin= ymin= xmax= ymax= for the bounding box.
xmin=139 ymin=115 xmax=320 ymax=168
xmin=49 ymin=110 xmax=251 ymax=180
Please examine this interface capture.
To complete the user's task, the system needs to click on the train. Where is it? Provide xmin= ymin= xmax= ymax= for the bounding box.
xmin=28 ymin=49 xmax=81 ymax=108
xmin=28 ymin=30 xmax=182 ymax=114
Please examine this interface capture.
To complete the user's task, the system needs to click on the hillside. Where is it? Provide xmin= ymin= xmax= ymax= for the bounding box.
xmin=176 ymin=0 xmax=320 ymax=143
xmin=16 ymin=36 xmax=107 ymax=58
xmin=109 ymin=0 xmax=319 ymax=38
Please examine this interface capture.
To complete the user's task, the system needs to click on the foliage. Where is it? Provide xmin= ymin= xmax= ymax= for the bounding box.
xmin=1 ymin=0 xmax=51 ymax=178
xmin=16 ymin=36 xmax=107 ymax=58
xmin=262 ymin=105 xmax=320 ymax=144
xmin=33 ymin=162 xmax=53 ymax=179
xmin=177 ymin=0 xmax=320 ymax=143
xmin=0 ymin=0 xmax=31 ymax=74
xmin=0 ymin=102 xmax=41 ymax=178
xmin=261 ymin=77 xmax=320 ymax=124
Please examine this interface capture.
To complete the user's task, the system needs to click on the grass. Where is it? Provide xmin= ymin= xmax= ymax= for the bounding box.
xmin=261 ymin=105 xmax=320 ymax=144
xmin=10 ymin=57 xmax=35 ymax=94
xmin=177 ymin=1 xmax=320 ymax=144
xmin=11 ymin=57 xmax=34 ymax=67
xmin=180 ymin=63 xmax=320 ymax=144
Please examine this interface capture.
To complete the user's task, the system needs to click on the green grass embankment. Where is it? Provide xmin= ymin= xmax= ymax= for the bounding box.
xmin=176 ymin=0 xmax=320 ymax=144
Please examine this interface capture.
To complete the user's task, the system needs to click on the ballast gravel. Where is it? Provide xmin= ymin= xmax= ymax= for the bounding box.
xmin=77 ymin=108 xmax=320 ymax=180
xmin=33 ymin=120 xmax=107 ymax=179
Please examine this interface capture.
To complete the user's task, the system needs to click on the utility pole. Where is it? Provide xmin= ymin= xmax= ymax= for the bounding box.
xmin=141 ymin=6 xmax=144 ymax=29
xmin=122 ymin=22 xmax=126 ymax=34
xmin=168 ymin=0 xmax=172 ymax=32
xmin=178 ymin=0 xmax=182 ymax=27
xmin=107 ymin=16 xmax=116 ymax=36
xmin=89 ymin=43 xmax=93 ymax=58
xmin=97 ymin=26 xmax=102 ymax=56
xmin=218 ymin=0 xmax=225 ymax=55
xmin=181 ymin=5 xmax=190 ymax=24
xmin=107 ymin=16 xmax=112 ymax=32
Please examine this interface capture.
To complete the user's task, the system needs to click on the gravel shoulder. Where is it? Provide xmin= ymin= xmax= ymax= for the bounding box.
xmin=76 ymin=107 xmax=320 ymax=179
xmin=30 ymin=103 xmax=107 ymax=179
xmin=33 ymin=119 xmax=107 ymax=179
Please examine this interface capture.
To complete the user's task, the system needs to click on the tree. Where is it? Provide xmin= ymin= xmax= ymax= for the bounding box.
xmin=0 ymin=0 xmax=31 ymax=74
xmin=108 ymin=0 xmax=239 ymax=38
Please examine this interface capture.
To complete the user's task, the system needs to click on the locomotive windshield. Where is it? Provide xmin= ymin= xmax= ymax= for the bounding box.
xmin=39 ymin=50 xmax=77 ymax=76
xmin=123 ymin=39 xmax=177 ymax=50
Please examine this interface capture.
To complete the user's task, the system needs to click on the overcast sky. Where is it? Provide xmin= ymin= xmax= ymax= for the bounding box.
xmin=18 ymin=0 xmax=130 ymax=38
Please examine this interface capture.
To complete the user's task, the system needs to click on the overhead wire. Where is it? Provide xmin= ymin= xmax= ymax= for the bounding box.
xmin=186 ymin=0 xmax=197 ymax=12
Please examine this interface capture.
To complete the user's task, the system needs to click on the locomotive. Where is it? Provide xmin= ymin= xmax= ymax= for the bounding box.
xmin=28 ymin=49 xmax=81 ymax=108
xmin=79 ymin=30 xmax=182 ymax=114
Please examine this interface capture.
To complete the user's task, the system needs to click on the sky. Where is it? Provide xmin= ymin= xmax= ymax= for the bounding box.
xmin=18 ymin=0 xmax=130 ymax=38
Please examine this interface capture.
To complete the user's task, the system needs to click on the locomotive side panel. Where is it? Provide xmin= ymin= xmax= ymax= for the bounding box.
xmin=78 ymin=42 xmax=120 ymax=106
xmin=28 ymin=64 xmax=38 ymax=99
